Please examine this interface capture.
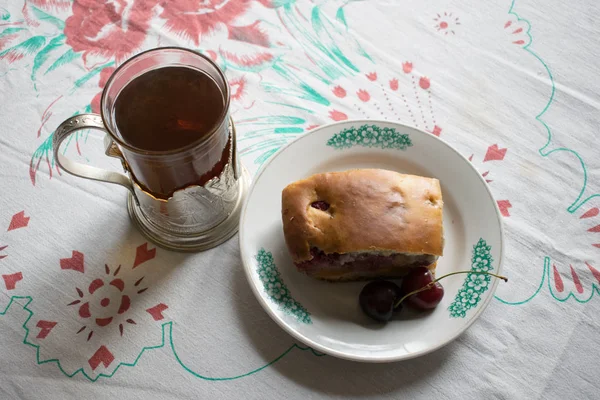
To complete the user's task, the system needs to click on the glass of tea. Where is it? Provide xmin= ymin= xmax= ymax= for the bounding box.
xmin=53 ymin=47 xmax=249 ymax=251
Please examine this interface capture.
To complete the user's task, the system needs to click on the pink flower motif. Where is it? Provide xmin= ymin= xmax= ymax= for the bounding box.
xmin=419 ymin=77 xmax=431 ymax=90
xmin=366 ymin=72 xmax=377 ymax=81
xmin=497 ymin=200 xmax=512 ymax=217
xmin=230 ymin=75 xmax=247 ymax=101
xmin=580 ymin=208 xmax=599 ymax=219
xmin=0 ymin=33 xmax=21 ymax=52
xmin=29 ymin=0 xmax=71 ymax=11
xmin=255 ymin=0 xmax=277 ymax=7
xmin=332 ymin=85 xmax=347 ymax=98
xmin=402 ymin=62 xmax=413 ymax=73
xmin=357 ymin=89 xmax=370 ymax=102
xmin=227 ymin=71 xmax=257 ymax=109
xmin=306 ymin=125 xmax=320 ymax=131
xmin=431 ymin=125 xmax=442 ymax=136
xmin=434 ymin=12 xmax=460 ymax=35
xmin=504 ymin=18 xmax=530 ymax=47
xmin=206 ymin=50 xmax=218 ymax=61
xmin=68 ymin=263 xmax=148 ymax=341
xmin=65 ymin=0 xmax=158 ymax=66
xmin=329 ymin=110 xmax=348 ymax=121
xmin=220 ymin=50 xmax=274 ymax=69
xmin=389 ymin=78 xmax=399 ymax=91
xmin=228 ymin=21 xmax=270 ymax=47
xmin=483 ymin=144 xmax=508 ymax=162
xmin=160 ymin=0 xmax=251 ymax=46
xmin=7 ymin=210 xmax=29 ymax=231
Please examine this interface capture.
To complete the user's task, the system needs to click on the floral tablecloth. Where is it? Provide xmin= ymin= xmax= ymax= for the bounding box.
xmin=1 ymin=0 xmax=599 ymax=398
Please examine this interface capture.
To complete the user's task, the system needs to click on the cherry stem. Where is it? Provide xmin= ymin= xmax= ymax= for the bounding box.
xmin=394 ymin=270 xmax=508 ymax=309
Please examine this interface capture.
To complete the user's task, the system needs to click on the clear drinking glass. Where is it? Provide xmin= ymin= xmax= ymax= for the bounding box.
xmin=101 ymin=47 xmax=231 ymax=199
xmin=53 ymin=47 xmax=248 ymax=251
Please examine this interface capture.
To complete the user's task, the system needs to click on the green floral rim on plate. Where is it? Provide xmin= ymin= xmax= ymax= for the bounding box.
xmin=448 ymin=238 xmax=494 ymax=318
xmin=327 ymin=124 xmax=413 ymax=150
xmin=255 ymin=249 xmax=312 ymax=324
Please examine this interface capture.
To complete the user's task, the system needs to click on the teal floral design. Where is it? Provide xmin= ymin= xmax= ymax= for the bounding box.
xmin=326 ymin=124 xmax=413 ymax=150
xmin=255 ymin=249 xmax=311 ymax=324
xmin=448 ymin=239 xmax=494 ymax=318
xmin=467 ymin=274 xmax=489 ymax=292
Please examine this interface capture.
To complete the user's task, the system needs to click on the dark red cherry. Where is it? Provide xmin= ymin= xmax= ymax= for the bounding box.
xmin=359 ymin=280 xmax=401 ymax=322
xmin=400 ymin=267 xmax=445 ymax=310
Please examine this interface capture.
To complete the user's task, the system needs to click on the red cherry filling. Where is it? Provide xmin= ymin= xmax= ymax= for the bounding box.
xmin=311 ymin=201 xmax=330 ymax=211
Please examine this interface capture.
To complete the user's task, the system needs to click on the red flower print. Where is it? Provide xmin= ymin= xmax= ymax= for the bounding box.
xmin=434 ymin=12 xmax=460 ymax=35
xmin=329 ymin=110 xmax=348 ymax=121
xmin=227 ymin=71 xmax=257 ymax=109
xmin=581 ymin=208 xmax=599 ymax=219
xmin=332 ymin=85 xmax=346 ymax=98
xmin=29 ymin=0 xmax=71 ymax=11
xmin=366 ymin=72 xmax=377 ymax=81
xmin=419 ymin=77 xmax=430 ymax=90
xmin=389 ymin=78 xmax=399 ymax=91
xmin=160 ymin=0 xmax=251 ymax=46
xmin=8 ymin=210 xmax=30 ymax=231
xmin=65 ymin=0 xmax=157 ymax=67
xmin=357 ymin=89 xmax=370 ymax=102
xmin=255 ymin=0 xmax=277 ymax=7
xmin=503 ymin=17 xmax=530 ymax=47
xmin=221 ymin=50 xmax=273 ymax=67
xmin=0 ymin=210 xmax=30 ymax=293
xmin=497 ymin=200 xmax=512 ymax=217
xmin=0 ymin=32 xmax=22 ymax=52
xmin=402 ymin=62 xmax=413 ymax=73
xmin=3 ymin=272 xmax=23 ymax=290
xmin=206 ymin=50 xmax=218 ymax=61
xmin=230 ymin=75 xmax=247 ymax=101
xmin=90 ymin=66 xmax=116 ymax=113
xmin=68 ymin=262 xmax=149 ymax=340
xmin=228 ymin=21 xmax=270 ymax=47
xmin=484 ymin=144 xmax=508 ymax=162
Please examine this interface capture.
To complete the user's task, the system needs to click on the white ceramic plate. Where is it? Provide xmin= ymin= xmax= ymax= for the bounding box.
xmin=239 ymin=120 xmax=504 ymax=362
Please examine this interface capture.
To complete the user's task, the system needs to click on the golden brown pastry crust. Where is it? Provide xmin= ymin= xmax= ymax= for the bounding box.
xmin=281 ymin=169 xmax=444 ymax=263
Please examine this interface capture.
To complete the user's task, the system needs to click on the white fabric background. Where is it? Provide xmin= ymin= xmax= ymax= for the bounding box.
xmin=0 ymin=0 xmax=599 ymax=398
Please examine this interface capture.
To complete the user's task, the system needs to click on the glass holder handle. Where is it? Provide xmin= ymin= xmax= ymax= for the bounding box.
xmin=52 ymin=113 xmax=134 ymax=195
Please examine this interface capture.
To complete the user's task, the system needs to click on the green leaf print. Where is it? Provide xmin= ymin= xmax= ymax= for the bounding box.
xmin=0 ymin=7 xmax=9 ymax=20
xmin=32 ymin=34 xmax=65 ymax=81
xmin=335 ymin=7 xmax=347 ymax=28
xmin=30 ymin=6 xmax=65 ymax=30
xmin=46 ymin=49 xmax=80 ymax=74
xmin=0 ymin=36 xmax=46 ymax=63
xmin=0 ymin=27 xmax=25 ymax=37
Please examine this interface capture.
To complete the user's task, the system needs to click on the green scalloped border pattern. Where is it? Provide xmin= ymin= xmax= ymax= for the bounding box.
xmin=326 ymin=124 xmax=413 ymax=150
xmin=449 ymin=239 xmax=494 ymax=318
xmin=0 ymin=296 xmax=322 ymax=382
xmin=255 ymin=249 xmax=312 ymax=324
